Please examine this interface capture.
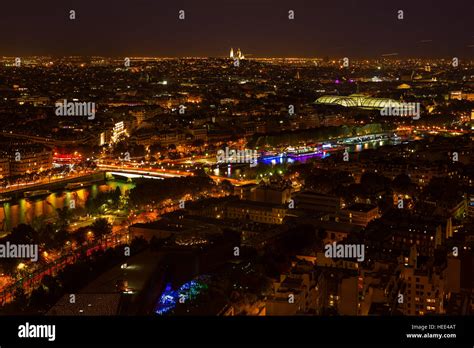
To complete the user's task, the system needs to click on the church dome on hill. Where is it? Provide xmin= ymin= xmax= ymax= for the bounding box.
xmin=397 ymin=83 xmax=411 ymax=89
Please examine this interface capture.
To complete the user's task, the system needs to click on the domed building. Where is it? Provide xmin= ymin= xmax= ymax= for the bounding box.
xmin=397 ymin=83 xmax=411 ymax=90
xmin=315 ymin=95 xmax=403 ymax=110
xmin=314 ymin=95 xmax=358 ymax=107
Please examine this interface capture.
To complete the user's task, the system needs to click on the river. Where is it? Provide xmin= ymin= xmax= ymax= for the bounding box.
xmin=258 ymin=135 xmax=413 ymax=166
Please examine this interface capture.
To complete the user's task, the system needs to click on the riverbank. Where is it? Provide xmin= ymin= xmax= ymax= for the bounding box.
xmin=0 ymin=171 xmax=106 ymax=199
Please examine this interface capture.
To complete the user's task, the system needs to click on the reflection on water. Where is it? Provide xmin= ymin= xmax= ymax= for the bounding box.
xmin=261 ymin=152 xmax=330 ymax=165
xmin=0 ymin=181 xmax=134 ymax=232
xmin=259 ymin=138 xmax=406 ymax=166
xmin=216 ymin=138 xmax=406 ymax=177
xmin=348 ymin=138 xmax=402 ymax=153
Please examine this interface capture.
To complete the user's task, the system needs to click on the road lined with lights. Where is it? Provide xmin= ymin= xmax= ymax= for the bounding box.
xmin=97 ymin=164 xmax=194 ymax=178
xmin=0 ymin=171 xmax=99 ymax=195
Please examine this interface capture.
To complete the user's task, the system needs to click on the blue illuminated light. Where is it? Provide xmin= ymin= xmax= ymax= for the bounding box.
xmin=155 ymin=276 xmax=209 ymax=315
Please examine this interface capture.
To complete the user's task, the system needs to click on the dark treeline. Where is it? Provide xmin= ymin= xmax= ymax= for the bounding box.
xmin=129 ymin=176 xmax=216 ymax=207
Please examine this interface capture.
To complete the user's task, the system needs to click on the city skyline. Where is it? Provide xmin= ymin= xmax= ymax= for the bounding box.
xmin=1 ymin=0 xmax=473 ymax=58
xmin=2 ymin=55 xmax=473 ymax=59
xmin=0 ymin=1 xmax=473 ymax=345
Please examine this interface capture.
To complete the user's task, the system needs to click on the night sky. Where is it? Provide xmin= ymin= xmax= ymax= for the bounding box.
xmin=0 ymin=0 xmax=473 ymax=58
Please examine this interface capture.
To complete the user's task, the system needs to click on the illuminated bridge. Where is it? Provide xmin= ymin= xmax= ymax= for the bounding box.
xmin=97 ymin=164 xmax=193 ymax=179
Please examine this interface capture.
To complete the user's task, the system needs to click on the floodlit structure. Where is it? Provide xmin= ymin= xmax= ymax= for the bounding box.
xmin=315 ymin=94 xmax=404 ymax=110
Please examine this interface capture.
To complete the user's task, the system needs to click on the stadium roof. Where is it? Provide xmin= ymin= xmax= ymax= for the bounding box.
xmin=315 ymin=95 xmax=403 ymax=109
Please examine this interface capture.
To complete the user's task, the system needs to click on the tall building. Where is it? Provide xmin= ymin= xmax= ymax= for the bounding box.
xmin=339 ymin=203 xmax=379 ymax=227
xmin=235 ymin=48 xmax=245 ymax=60
xmin=266 ymin=259 xmax=320 ymax=315
xmin=400 ymin=265 xmax=445 ymax=315
xmin=295 ymin=191 xmax=343 ymax=216
xmin=111 ymin=121 xmax=127 ymax=143
xmin=253 ymin=183 xmax=291 ymax=205
xmin=226 ymin=200 xmax=287 ymax=224
xmin=229 ymin=48 xmax=234 ymax=59
xmin=0 ymin=157 xmax=9 ymax=178
xmin=7 ymin=147 xmax=53 ymax=176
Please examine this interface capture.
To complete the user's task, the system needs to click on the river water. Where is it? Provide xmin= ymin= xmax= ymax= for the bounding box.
xmin=0 ymin=135 xmax=414 ymax=232
xmin=259 ymin=136 xmax=411 ymax=166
